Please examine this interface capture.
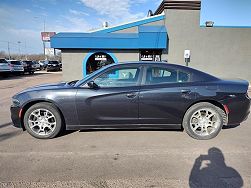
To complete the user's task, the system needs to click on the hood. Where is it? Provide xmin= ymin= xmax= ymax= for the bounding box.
xmin=16 ymin=82 xmax=69 ymax=95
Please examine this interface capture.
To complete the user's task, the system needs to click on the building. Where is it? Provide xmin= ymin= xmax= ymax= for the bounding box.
xmin=51 ymin=0 xmax=251 ymax=82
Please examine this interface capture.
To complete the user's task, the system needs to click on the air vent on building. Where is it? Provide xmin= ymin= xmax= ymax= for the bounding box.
xmin=147 ymin=10 xmax=153 ymax=17
xmin=103 ymin=21 xmax=109 ymax=28
xmin=205 ymin=21 xmax=214 ymax=27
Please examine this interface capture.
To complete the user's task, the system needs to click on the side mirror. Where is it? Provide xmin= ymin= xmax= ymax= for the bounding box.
xmin=87 ymin=81 xmax=99 ymax=89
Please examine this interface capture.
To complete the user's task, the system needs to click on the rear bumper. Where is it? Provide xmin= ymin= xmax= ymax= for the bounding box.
xmin=10 ymin=105 xmax=22 ymax=128
xmin=47 ymin=66 xmax=60 ymax=71
xmin=24 ymin=67 xmax=36 ymax=72
xmin=224 ymin=94 xmax=250 ymax=125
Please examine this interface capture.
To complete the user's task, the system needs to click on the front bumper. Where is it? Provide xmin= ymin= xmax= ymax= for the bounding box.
xmin=10 ymin=105 xmax=22 ymax=128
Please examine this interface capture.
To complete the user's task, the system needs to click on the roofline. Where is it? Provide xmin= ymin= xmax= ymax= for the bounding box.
xmin=155 ymin=0 xmax=201 ymax=15
xmin=200 ymin=25 xmax=251 ymax=28
xmin=91 ymin=13 xmax=165 ymax=33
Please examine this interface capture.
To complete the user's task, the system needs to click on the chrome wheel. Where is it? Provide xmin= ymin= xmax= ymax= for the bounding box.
xmin=28 ymin=108 xmax=57 ymax=136
xmin=190 ymin=108 xmax=221 ymax=137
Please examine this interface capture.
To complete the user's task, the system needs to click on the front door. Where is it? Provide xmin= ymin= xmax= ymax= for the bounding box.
xmin=76 ymin=66 xmax=142 ymax=126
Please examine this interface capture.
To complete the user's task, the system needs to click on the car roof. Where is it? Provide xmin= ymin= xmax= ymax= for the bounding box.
xmin=108 ymin=61 xmax=195 ymax=71
xmin=107 ymin=61 xmax=218 ymax=80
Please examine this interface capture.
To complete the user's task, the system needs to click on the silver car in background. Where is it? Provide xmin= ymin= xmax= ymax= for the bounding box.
xmin=7 ymin=60 xmax=24 ymax=75
xmin=0 ymin=58 xmax=11 ymax=77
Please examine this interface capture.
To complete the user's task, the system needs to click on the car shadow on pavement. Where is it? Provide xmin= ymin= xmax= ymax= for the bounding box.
xmin=0 ymin=131 xmax=23 ymax=142
xmin=79 ymin=128 xmax=183 ymax=133
xmin=0 ymin=72 xmax=57 ymax=80
xmin=57 ymin=130 xmax=77 ymax=138
xmin=0 ymin=122 xmax=12 ymax=129
xmin=222 ymin=124 xmax=240 ymax=129
xmin=189 ymin=147 xmax=243 ymax=188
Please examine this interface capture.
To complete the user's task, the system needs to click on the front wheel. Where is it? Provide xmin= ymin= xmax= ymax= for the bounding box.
xmin=183 ymin=102 xmax=225 ymax=140
xmin=24 ymin=102 xmax=63 ymax=139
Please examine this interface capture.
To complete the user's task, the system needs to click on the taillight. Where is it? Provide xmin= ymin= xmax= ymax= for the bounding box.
xmin=223 ymin=105 xmax=230 ymax=114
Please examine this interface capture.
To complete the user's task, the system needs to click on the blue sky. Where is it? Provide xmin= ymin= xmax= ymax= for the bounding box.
xmin=0 ymin=0 xmax=251 ymax=54
xmin=200 ymin=0 xmax=251 ymax=27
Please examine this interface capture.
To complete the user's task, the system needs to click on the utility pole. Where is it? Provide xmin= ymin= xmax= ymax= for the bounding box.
xmin=34 ymin=16 xmax=46 ymax=60
xmin=7 ymin=42 xmax=11 ymax=60
xmin=25 ymin=41 xmax=27 ymax=60
xmin=17 ymin=41 xmax=21 ymax=59
xmin=43 ymin=18 xmax=46 ymax=60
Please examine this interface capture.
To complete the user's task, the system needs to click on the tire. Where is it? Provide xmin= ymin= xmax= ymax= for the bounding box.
xmin=29 ymin=71 xmax=34 ymax=75
xmin=23 ymin=102 xmax=63 ymax=139
xmin=182 ymin=102 xmax=225 ymax=140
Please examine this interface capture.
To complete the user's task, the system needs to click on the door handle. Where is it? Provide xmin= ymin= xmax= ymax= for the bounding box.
xmin=181 ymin=89 xmax=191 ymax=94
xmin=126 ymin=93 xmax=137 ymax=98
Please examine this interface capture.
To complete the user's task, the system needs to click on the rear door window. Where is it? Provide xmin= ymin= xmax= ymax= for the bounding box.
xmin=145 ymin=66 xmax=191 ymax=85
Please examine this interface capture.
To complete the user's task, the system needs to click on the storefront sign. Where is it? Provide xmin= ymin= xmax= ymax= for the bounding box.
xmin=141 ymin=54 xmax=153 ymax=61
xmin=41 ymin=32 xmax=56 ymax=42
xmin=95 ymin=54 xmax=107 ymax=61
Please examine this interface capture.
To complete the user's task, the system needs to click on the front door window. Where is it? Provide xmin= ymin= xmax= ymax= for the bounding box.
xmin=94 ymin=67 xmax=140 ymax=87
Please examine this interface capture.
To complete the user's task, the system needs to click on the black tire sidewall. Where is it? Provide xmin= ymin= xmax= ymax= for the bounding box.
xmin=183 ymin=103 xmax=223 ymax=140
xmin=24 ymin=102 xmax=62 ymax=139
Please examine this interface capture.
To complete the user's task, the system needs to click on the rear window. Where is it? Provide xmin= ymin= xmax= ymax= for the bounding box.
xmin=10 ymin=61 xmax=22 ymax=65
xmin=48 ymin=61 xmax=59 ymax=64
xmin=23 ymin=61 xmax=33 ymax=64
xmin=0 ymin=59 xmax=8 ymax=63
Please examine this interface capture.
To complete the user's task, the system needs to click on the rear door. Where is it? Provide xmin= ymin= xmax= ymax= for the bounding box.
xmin=75 ymin=65 xmax=142 ymax=126
xmin=139 ymin=65 xmax=194 ymax=125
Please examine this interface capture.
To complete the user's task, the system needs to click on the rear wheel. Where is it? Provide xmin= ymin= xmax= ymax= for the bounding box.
xmin=183 ymin=102 xmax=224 ymax=140
xmin=24 ymin=102 xmax=63 ymax=139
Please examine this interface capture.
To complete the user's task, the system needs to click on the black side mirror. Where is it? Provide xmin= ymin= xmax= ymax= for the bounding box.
xmin=87 ymin=81 xmax=99 ymax=89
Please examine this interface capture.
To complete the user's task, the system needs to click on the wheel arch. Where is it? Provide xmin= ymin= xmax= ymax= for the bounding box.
xmin=20 ymin=100 xmax=66 ymax=130
xmin=182 ymin=100 xmax=228 ymax=127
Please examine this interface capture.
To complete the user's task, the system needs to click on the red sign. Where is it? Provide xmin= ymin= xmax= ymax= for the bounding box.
xmin=41 ymin=32 xmax=56 ymax=41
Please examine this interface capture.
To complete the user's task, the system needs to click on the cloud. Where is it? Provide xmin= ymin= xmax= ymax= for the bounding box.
xmin=69 ymin=9 xmax=89 ymax=16
xmin=25 ymin=9 xmax=31 ymax=13
xmin=80 ymin=0 xmax=146 ymax=24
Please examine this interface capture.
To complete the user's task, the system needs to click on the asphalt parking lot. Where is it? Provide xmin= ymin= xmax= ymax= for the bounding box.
xmin=0 ymin=72 xmax=251 ymax=188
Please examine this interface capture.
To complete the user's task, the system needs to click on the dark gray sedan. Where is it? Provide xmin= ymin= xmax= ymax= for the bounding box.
xmin=10 ymin=62 xmax=250 ymax=139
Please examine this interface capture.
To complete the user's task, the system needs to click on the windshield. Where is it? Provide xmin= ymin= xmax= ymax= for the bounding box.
xmin=23 ymin=61 xmax=33 ymax=64
xmin=10 ymin=61 xmax=22 ymax=65
xmin=49 ymin=61 xmax=59 ymax=64
xmin=0 ymin=59 xmax=8 ymax=63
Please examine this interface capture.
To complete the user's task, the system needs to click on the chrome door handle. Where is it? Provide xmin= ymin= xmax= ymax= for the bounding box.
xmin=126 ymin=93 xmax=137 ymax=98
xmin=181 ymin=89 xmax=191 ymax=94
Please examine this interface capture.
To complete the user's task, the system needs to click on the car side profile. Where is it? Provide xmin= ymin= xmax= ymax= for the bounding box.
xmin=10 ymin=62 xmax=250 ymax=140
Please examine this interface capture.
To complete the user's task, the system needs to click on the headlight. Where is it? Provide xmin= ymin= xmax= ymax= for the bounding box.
xmin=12 ymin=98 xmax=20 ymax=106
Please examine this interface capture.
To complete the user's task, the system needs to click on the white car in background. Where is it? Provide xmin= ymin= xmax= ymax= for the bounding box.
xmin=0 ymin=58 xmax=11 ymax=77
xmin=7 ymin=60 xmax=24 ymax=75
